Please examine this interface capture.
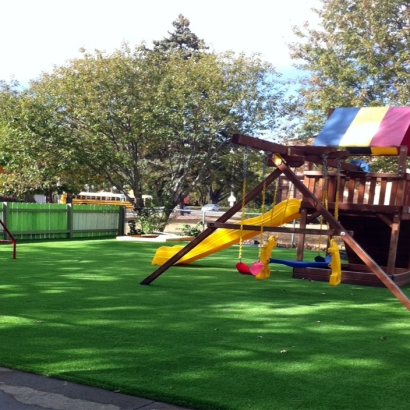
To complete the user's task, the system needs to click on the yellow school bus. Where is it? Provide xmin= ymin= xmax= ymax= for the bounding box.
xmin=61 ymin=192 xmax=134 ymax=210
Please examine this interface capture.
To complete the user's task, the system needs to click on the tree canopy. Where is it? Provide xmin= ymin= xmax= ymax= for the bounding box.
xmin=0 ymin=15 xmax=286 ymax=210
xmin=289 ymin=0 xmax=410 ymax=137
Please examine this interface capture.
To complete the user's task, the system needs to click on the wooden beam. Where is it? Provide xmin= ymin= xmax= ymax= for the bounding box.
xmin=268 ymin=155 xmax=305 ymax=168
xmin=208 ymin=222 xmax=335 ymax=236
xmin=337 ymin=203 xmax=402 ymax=213
xmin=304 ymin=171 xmax=405 ymax=179
xmin=301 ymin=201 xmax=402 ymax=214
xmin=397 ymin=146 xmax=408 ymax=176
xmin=376 ymin=214 xmax=393 ymax=227
xmin=387 ymin=214 xmax=401 ymax=275
xmin=306 ymin=211 xmax=322 ymax=224
xmin=140 ymin=226 xmax=218 ymax=285
xmin=303 ymin=149 xmax=350 ymax=158
xmin=277 ymin=161 xmax=410 ymax=311
xmin=232 ymin=134 xmax=350 ymax=158
xmin=232 ymin=134 xmax=304 ymax=156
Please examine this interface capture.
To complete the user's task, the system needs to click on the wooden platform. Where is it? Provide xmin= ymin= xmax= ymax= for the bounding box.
xmin=293 ymin=265 xmax=410 ymax=287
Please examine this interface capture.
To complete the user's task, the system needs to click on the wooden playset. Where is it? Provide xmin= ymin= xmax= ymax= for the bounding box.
xmin=141 ymin=107 xmax=410 ymax=311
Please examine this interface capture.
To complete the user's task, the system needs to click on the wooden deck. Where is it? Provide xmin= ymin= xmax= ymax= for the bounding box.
xmin=292 ymin=265 xmax=410 ymax=287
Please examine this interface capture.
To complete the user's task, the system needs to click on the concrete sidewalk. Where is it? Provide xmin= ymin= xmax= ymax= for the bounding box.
xmin=0 ymin=367 xmax=194 ymax=410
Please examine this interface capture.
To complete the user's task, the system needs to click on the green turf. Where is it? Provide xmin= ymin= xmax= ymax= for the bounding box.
xmin=1 ymin=239 xmax=410 ymax=410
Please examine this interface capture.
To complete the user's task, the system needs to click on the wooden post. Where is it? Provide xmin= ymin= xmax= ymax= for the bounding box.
xmin=67 ymin=204 xmax=73 ymax=239
xmin=118 ymin=206 xmax=126 ymax=236
xmin=296 ymin=208 xmax=307 ymax=261
xmin=277 ymin=176 xmax=284 ymax=203
xmin=2 ymin=202 xmax=9 ymax=240
xmin=387 ymin=214 xmax=400 ymax=275
xmin=397 ymin=146 xmax=408 ymax=177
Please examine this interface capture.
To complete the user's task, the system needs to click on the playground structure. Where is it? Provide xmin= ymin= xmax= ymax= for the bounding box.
xmin=141 ymin=107 xmax=410 ymax=311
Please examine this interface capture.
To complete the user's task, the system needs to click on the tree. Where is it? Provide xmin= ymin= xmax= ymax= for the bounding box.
xmin=0 ymin=82 xmax=87 ymax=200
xmin=191 ymin=146 xmax=266 ymax=206
xmin=16 ymin=45 xmax=284 ymax=209
xmin=289 ymin=0 xmax=410 ymax=138
xmin=152 ymin=14 xmax=208 ymax=59
xmin=0 ymin=18 xmax=286 ymax=219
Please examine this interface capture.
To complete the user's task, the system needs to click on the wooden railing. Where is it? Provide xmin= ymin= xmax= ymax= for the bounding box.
xmin=303 ymin=171 xmax=410 ymax=210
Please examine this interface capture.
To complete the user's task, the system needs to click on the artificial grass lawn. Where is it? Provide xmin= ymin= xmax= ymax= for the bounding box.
xmin=1 ymin=239 xmax=410 ymax=410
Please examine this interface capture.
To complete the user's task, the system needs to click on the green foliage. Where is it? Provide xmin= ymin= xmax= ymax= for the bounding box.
xmin=0 ymin=17 xmax=286 ymax=208
xmin=130 ymin=207 xmax=168 ymax=234
xmin=289 ymin=0 xmax=410 ymax=138
xmin=127 ymin=219 xmax=142 ymax=236
xmin=6 ymin=51 xmax=283 ymax=204
xmin=0 ymin=82 xmax=87 ymax=198
xmin=152 ymin=14 xmax=208 ymax=59
xmin=177 ymin=221 xmax=204 ymax=237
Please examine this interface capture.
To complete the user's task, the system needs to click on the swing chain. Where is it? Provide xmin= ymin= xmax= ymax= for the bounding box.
xmin=242 ymin=146 xmax=249 ymax=177
xmin=238 ymin=147 xmax=249 ymax=262
xmin=258 ymin=152 xmax=269 ymax=259
xmin=322 ymin=154 xmax=329 ymax=211
xmin=318 ymin=154 xmax=329 ymax=254
xmin=334 ymin=157 xmax=342 ymax=222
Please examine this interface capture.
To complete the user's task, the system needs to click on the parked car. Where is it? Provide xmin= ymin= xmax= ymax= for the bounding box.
xmin=201 ymin=204 xmax=220 ymax=212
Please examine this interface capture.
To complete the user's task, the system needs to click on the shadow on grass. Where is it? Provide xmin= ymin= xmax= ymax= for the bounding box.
xmin=1 ymin=240 xmax=410 ymax=410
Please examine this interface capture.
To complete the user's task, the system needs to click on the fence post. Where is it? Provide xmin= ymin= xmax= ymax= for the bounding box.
xmin=67 ymin=204 xmax=74 ymax=238
xmin=2 ymin=202 xmax=8 ymax=240
xmin=118 ymin=206 xmax=125 ymax=236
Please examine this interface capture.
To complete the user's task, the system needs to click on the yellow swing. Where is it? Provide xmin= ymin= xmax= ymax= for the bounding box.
xmin=254 ymin=176 xmax=293 ymax=280
xmin=315 ymin=156 xmax=342 ymax=286
xmin=252 ymin=189 xmax=281 ymax=281
xmin=328 ymin=158 xmax=342 ymax=286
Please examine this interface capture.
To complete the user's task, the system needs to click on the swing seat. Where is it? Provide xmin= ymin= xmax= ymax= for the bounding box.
xmin=269 ymin=256 xmax=331 ymax=269
xmin=250 ymin=261 xmax=264 ymax=275
xmin=236 ymin=262 xmax=253 ymax=275
xmin=236 ymin=261 xmax=263 ymax=276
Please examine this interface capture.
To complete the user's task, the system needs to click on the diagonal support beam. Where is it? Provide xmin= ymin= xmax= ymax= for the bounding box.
xmin=277 ymin=161 xmax=410 ymax=311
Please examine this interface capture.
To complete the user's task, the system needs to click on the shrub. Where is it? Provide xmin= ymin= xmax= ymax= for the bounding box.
xmin=177 ymin=221 xmax=204 ymax=237
xmin=128 ymin=207 xmax=167 ymax=234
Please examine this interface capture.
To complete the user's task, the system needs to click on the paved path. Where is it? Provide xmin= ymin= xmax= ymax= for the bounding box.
xmin=0 ymin=367 xmax=193 ymax=410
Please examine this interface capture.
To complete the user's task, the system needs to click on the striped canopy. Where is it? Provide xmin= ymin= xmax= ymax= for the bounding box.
xmin=313 ymin=107 xmax=410 ymax=155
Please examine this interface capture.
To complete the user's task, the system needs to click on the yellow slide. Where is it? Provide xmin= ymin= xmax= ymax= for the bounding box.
xmin=151 ymin=199 xmax=301 ymax=266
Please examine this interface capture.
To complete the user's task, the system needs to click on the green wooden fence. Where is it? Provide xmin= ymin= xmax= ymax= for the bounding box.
xmin=0 ymin=203 xmax=125 ymax=240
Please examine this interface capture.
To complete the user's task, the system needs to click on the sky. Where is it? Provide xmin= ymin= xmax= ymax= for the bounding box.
xmin=1 ymin=0 xmax=320 ymax=86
